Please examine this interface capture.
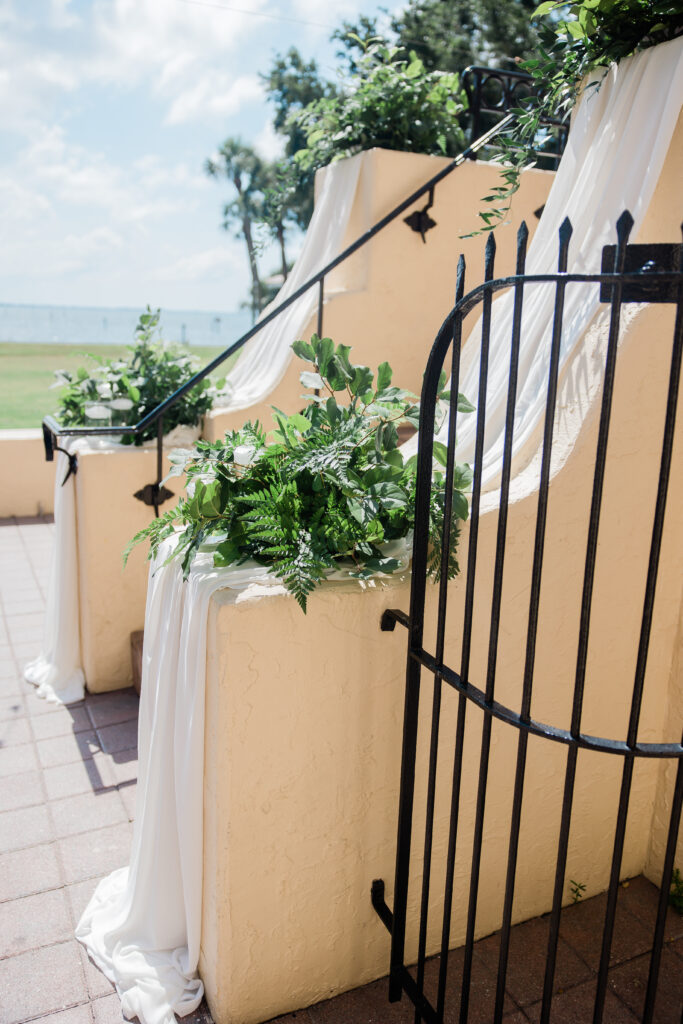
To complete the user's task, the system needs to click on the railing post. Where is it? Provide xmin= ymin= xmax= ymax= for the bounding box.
xmin=317 ymin=277 xmax=324 ymax=337
xmin=154 ymin=416 xmax=164 ymax=518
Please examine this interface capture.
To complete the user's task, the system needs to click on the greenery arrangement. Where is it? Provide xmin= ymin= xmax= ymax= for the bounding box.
xmin=287 ymin=43 xmax=466 ymax=177
xmin=125 ymin=335 xmax=474 ymax=612
xmin=206 ymin=0 xmax=544 ymax=315
xmin=54 ymin=308 xmax=219 ymax=445
xmin=671 ymin=867 xmax=683 ymax=915
xmin=471 ymin=0 xmax=683 ymax=232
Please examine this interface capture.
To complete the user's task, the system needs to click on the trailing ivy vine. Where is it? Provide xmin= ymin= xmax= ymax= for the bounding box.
xmin=125 ymin=335 xmax=474 ymax=612
xmin=470 ymin=0 xmax=683 ymax=233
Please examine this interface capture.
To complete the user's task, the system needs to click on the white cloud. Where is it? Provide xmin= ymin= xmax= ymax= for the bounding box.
xmin=166 ymin=73 xmax=264 ymax=125
xmin=155 ymin=245 xmax=243 ymax=282
xmin=253 ymin=118 xmax=285 ymax=161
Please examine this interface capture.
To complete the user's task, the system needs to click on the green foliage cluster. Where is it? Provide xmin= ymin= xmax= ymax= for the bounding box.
xmin=126 ymin=335 xmax=474 ymax=612
xmin=472 ymin=0 xmax=683 ymax=232
xmin=336 ymin=0 xmax=542 ymax=75
xmin=671 ymin=867 xmax=683 ymax=914
xmin=55 ymin=308 xmax=218 ymax=445
xmin=288 ymin=43 xmax=467 ymax=175
xmin=208 ymin=0 xmax=545 ymax=312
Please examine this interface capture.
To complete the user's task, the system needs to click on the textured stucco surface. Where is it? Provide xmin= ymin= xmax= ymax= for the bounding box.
xmin=203 ymin=151 xmax=553 ymax=440
xmin=0 ymin=430 xmax=55 ymax=518
xmin=74 ymin=445 xmax=179 ymax=691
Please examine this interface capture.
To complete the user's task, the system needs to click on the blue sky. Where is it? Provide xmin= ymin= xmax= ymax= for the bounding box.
xmin=0 ymin=0 xmax=393 ymax=313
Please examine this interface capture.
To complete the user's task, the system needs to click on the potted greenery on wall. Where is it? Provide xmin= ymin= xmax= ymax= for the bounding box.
xmin=126 ymin=335 xmax=474 ymax=611
xmin=53 ymin=308 xmax=220 ymax=445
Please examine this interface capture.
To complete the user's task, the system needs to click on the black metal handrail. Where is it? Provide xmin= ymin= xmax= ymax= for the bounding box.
xmin=40 ymin=67 xmax=568 ymax=513
xmin=40 ymin=117 xmax=512 ymax=453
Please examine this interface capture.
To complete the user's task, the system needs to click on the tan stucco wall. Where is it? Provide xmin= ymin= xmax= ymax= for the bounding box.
xmin=0 ymin=430 xmax=55 ymax=518
xmin=203 ymin=151 xmax=554 ymax=440
xmin=199 ymin=117 xmax=683 ymax=1023
xmin=72 ymin=153 xmax=553 ymax=692
xmin=73 ymin=445 xmax=181 ymax=691
xmin=200 ymin=294 xmax=683 ymax=1024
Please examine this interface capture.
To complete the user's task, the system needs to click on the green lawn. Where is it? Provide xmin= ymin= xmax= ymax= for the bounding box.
xmin=0 ymin=342 xmax=233 ymax=429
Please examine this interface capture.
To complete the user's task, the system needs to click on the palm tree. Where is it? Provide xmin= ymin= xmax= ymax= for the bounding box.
xmin=205 ymin=139 xmax=266 ymax=321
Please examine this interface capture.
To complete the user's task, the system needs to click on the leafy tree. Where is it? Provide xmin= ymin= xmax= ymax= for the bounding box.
xmin=390 ymin=0 xmax=542 ymax=71
xmin=261 ymin=48 xmax=337 ymax=229
xmin=205 ymin=139 xmax=269 ymax=321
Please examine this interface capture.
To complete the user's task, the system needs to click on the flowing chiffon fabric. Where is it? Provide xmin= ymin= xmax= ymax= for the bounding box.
xmin=213 ymin=154 xmax=362 ymax=413
xmin=76 ymin=39 xmax=682 ymax=1024
xmin=23 ymin=426 xmax=200 ymax=706
xmin=24 ymin=443 xmax=85 ymax=705
xmin=402 ymin=37 xmax=683 ymax=492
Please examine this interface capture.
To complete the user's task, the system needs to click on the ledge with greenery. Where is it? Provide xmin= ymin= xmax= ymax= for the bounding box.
xmin=473 ymin=0 xmax=683 ymax=232
xmin=125 ymin=335 xmax=474 ymax=612
xmin=53 ymin=308 xmax=223 ymax=446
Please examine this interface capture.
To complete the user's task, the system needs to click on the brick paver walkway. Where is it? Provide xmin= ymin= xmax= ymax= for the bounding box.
xmin=0 ymin=519 xmax=681 ymax=1023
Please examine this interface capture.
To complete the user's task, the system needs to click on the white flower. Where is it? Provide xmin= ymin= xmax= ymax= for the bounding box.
xmin=96 ymin=382 xmax=113 ymax=399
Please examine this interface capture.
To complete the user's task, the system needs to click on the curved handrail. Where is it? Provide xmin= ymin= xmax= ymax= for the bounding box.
xmin=41 ymin=112 xmax=519 ymax=458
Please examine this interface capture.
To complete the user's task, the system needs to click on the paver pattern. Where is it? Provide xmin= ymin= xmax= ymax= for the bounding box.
xmin=0 ymin=517 xmax=213 ymax=1024
xmin=1 ymin=518 xmax=681 ymax=1024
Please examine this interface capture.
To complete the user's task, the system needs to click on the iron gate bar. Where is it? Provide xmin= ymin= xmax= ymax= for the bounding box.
xmin=494 ymin=216 xmax=571 ymax=1022
xmin=456 ymin=230 xmax=498 ymax=1024
xmin=541 ymin=212 xmax=632 ymax=1024
xmin=402 ymin=644 xmax=683 ymax=759
xmin=373 ymin=213 xmax=683 ymax=1024
xmin=600 ymin=231 xmax=683 ymax=1024
xmin=317 ymin=277 xmax=324 ymax=338
xmin=414 ymin=254 xmax=467 ymax=1024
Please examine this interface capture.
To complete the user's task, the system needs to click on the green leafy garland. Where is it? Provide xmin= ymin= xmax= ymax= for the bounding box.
xmin=471 ymin=0 xmax=683 ymax=233
xmin=125 ymin=335 xmax=474 ymax=612
xmin=276 ymin=41 xmax=466 ymax=206
xmin=54 ymin=308 xmax=220 ymax=445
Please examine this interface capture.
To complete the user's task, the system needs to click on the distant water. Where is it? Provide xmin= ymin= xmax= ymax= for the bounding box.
xmin=0 ymin=302 xmax=253 ymax=348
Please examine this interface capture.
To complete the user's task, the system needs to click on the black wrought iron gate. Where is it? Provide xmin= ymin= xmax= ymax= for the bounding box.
xmin=372 ymin=213 xmax=683 ymax=1024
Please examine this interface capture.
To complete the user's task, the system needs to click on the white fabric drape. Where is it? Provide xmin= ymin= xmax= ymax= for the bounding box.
xmin=77 ymin=541 xmax=278 ymax=1023
xmin=24 ymin=426 xmax=200 ymax=706
xmin=24 ymin=443 xmax=85 ymax=705
xmin=213 ymin=154 xmax=362 ymax=413
xmin=403 ymin=36 xmax=683 ymax=493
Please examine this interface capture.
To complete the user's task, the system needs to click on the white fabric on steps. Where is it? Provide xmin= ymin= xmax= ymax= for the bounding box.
xmin=23 ymin=425 xmax=200 ymax=706
xmin=26 ymin=154 xmax=362 ymax=707
xmin=403 ymin=36 xmax=683 ymax=493
xmin=76 ymin=38 xmax=682 ymax=1024
xmin=214 ymin=153 xmax=362 ymax=413
xmin=24 ymin=443 xmax=85 ymax=705
xmin=77 ymin=542 xmax=278 ymax=1023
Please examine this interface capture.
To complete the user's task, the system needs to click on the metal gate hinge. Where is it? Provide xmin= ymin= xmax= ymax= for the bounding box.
xmin=600 ymin=243 xmax=682 ymax=303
